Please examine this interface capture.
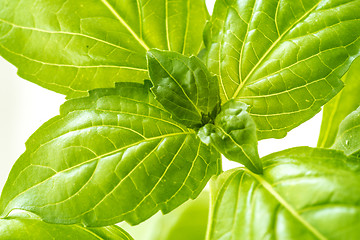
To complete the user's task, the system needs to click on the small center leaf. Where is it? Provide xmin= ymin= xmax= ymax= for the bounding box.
xmin=198 ymin=100 xmax=263 ymax=174
xmin=146 ymin=49 xmax=221 ymax=129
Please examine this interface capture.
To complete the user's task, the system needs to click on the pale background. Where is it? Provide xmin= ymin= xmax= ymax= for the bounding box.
xmin=0 ymin=0 xmax=322 ymax=193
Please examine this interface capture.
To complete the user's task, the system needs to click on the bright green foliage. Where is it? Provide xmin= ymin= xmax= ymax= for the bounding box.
xmin=0 ymin=217 xmax=132 ymax=240
xmin=0 ymin=0 xmax=208 ymax=99
xmin=204 ymin=0 xmax=360 ymax=139
xmin=120 ymin=190 xmax=209 ymax=240
xmin=0 ymin=82 xmax=220 ymax=227
xmin=332 ymin=107 xmax=360 ymax=157
xmin=198 ymin=100 xmax=262 ymax=173
xmin=207 ymin=147 xmax=360 ymax=240
xmin=1 ymin=0 xmax=360 ymax=238
xmin=318 ymin=57 xmax=360 ymax=148
xmin=146 ymin=49 xmax=220 ymax=128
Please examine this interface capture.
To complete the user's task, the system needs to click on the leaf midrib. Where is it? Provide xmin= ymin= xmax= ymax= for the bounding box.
xmin=29 ymin=111 xmax=187 ymax=155
xmin=231 ymin=1 xmax=321 ymax=99
xmin=0 ymin=132 xmax=191 ymax=216
xmin=100 ymin=0 xmax=150 ymax=51
xmin=242 ymin=168 xmax=327 ymax=240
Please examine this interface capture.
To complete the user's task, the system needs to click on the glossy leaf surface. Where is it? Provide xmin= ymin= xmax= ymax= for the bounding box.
xmin=120 ymin=190 xmax=209 ymax=240
xmin=198 ymin=100 xmax=262 ymax=173
xmin=0 ymin=0 xmax=208 ymax=98
xmin=0 ymin=217 xmax=132 ymax=240
xmin=332 ymin=107 xmax=360 ymax=157
xmin=208 ymin=147 xmax=360 ymax=240
xmin=0 ymin=82 xmax=220 ymax=227
xmin=147 ymin=49 xmax=220 ymax=128
xmin=318 ymin=57 xmax=360 ymax=148
xmin=204 ymin=0 xmax=360 ymax=139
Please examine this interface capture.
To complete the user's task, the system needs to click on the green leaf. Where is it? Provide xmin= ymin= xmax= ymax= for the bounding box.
xmin=207 ymin=147 xmax=360 ymax=240
xmin=0 ymin=0 xmax=208 ymax=99
xmin=0 ymin=217 xmax=133 ymax=240
xmin=146 ymin=49 xmax=220 ymax=128
xmin=0 ymin=82 xmax=220 ymax=227
xmin=198 ymin=100 xmax=262 ymax=173
xmin=318 ymin=57 xmax=360 ymax=148
xmin=120 ymin=190 xmax=209 ymax=240
xmin=332 ymin=107 xmax=360 ymax=157
xmin=204 ymin=0 xmax=360 ymax=139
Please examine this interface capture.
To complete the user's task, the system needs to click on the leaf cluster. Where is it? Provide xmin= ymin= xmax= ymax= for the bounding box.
xmin=0 ymin=0 xmax=360 ymax=239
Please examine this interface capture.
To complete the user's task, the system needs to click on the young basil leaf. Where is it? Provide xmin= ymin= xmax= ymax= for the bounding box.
xmin=0 ymin=218 xmax=133 ymax=240
xmin=0 ymin=0 xmax=209 ymax=99
xmin=318 ymin=57 xmax=360 ymax=148
xmin=204 ymin=0 xmax=360 ymax=140
xmin=198 ymin=100 xmax=262 ymax=173
xmin=207 ymin=147 xmax=360 ymax=240
xmin=120 ymin=190 xmax=209 ymax=240
xmin=146 ymin=49 xmax=220 ymax=128
xmin=0 ymin=82 xmax=220 ymax=227
xmin=332 ymin=107 xmax=360 ymax=157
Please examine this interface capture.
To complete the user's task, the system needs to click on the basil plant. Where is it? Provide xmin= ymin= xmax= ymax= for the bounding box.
xmin=1 ymin=0 xmax=360 ymax=239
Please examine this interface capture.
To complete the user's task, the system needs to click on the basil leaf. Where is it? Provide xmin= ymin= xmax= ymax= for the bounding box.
xmin=332 ymin=107 xmax=360 ymax=157
xmin=204 ymin=0 xmax=360 ymax=139
xmin=207 ymin=147 xmax=360 ymax=240
xmin=0 ymin=218 xmax=133 ymax=240
xmin=198 ymin=100 xmax=262 ymax=173
xmin=0 ymin=0 xmax=208 ymax=99
xmin=147 ymin=49 xmax=220 ymax=128
xmin=120 ymin=190 xmax=209 ymax=240
xmin=0 ymin=82 xmax=220 ymax=226
xmin=318 ymin=57 xmax=360 ymax=148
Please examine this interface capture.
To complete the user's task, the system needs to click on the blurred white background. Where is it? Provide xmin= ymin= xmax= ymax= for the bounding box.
xmin=0 ymin=0 xmax=322 ymax=193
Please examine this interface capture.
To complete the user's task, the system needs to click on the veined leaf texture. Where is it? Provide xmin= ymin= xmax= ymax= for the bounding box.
xmin=207 ymin=147 xmax=360 ymax=240
xmin=0 ymin=82 xmax=220 ymax=226
xmin=0 ymin=0 xmax=209 ymax=98
xmin=204 ymin=0 xmax=360 ymax=139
